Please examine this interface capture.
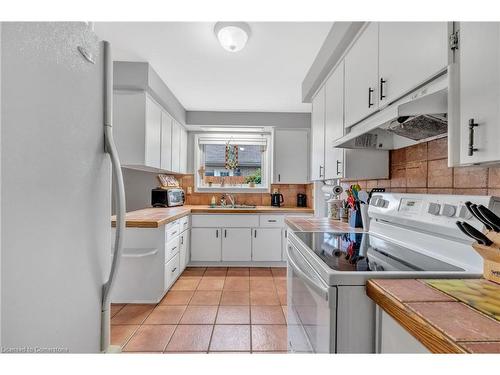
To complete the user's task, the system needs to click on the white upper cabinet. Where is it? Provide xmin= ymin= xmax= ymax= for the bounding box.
xmin=274 ymin=129 xmax=309 ymax=183
xmin=344 ymin=22 xmax=379 ymax=128
xmin=324 ymin=61 xmax=345 ymax=180
xmin=180 ymin=126 xmax=188 ymax=173
xmin=171 ymin=120 xmax=181 ymax=173
xmin=145 ymin=96 xmax=162 ymax=169
xmin=452 ymin=22 xmax=500 ymax=165
xmin=160 ymin=111 xmax=173 ymax=171
xmin=310 ymin=85 xmax=326 ymax=180
xmin=378 ymin=22 xmax=448 ymax=105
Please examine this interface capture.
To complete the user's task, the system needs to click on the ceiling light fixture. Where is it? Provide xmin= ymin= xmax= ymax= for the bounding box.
xmin=214 ymin=22 xmax=251 ymax=52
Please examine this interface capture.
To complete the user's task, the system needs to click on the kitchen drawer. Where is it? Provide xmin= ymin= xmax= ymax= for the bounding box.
xmin=165 ymin=220 xmax=181 ymax=241
xmin=165 ymin=236 xmax=180 ymax=262
xmin=191 ymin=214 xmax=259 ymax=228
xmin=180 ymin=215 xmax=190 ymax=232
xmin=164 ymin=252 xmax=180 ymax=290
xmin=259 ymin=215 xmax=285 ymax=227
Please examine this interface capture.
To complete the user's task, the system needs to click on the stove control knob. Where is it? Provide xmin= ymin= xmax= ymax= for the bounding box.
xmin=428 ymin=202 xmax=441 ymax=215
xmin=458 ymin=205 xmax=473 ymax=220
xmin=442 ymin=204 xmax=457 ymax=217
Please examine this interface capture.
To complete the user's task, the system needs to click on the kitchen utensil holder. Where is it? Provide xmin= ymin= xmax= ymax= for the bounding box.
xmin=472 ymin=231 xmax=500 ymax=284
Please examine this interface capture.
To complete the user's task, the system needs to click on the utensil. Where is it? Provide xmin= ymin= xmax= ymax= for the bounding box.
xmin=477 ymin=205 xmax=500 ymax=232
xmin=358 ymin=190 xmax=369 ymax=204
xmin=465 ymin=201 xmax=495 ymax=231
xmin=456 ymin=221 xmax=493 ymax=246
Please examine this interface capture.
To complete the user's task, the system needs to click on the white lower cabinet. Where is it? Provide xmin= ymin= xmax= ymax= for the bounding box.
xmin=252 ymin=228 xmax=283 ymax=261
xmin=164 ymin=252 xmax=180 ymax=290
xmin=179 ymin=229 xmax=190 ymax=273
xmin=222 ymin=228 xmax=252 ymax=261
xmin=190 ymin=227 xmax=222 ymax=261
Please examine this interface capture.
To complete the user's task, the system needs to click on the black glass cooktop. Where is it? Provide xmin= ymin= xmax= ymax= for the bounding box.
xmin=294 ymin=232 xmax=464 ymax=272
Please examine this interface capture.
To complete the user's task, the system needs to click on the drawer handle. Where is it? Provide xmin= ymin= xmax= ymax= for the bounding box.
xmin=171 ymin=230 xmax=178 ymax=236
xmin=171 ymin=246 xmax=177 ymax=251
xmin=268 ymin=219 xmax=277 ymax=223
xmin=171 ymin=267 xmax=177 ymax=273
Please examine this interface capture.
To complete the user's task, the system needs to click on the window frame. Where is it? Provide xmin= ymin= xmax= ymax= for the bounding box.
xmin=193 ymin=132 xmax=273 ymax=193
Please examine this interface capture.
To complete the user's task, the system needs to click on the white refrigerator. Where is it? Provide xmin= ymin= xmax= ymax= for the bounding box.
xmin=0 ymin=22 xmax=125 ymax=353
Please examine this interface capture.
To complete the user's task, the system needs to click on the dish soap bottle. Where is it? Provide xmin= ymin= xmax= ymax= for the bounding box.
xmin=210 ymin=195 xmax=216 ymax=208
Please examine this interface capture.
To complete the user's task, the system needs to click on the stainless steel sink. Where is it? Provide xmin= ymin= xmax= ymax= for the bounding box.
xmin=208 ymin=204 xmax=257 ymax=209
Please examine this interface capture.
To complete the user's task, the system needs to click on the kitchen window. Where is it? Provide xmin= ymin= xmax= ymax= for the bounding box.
xmin=194 ymin=132 xmax=272 ymax=192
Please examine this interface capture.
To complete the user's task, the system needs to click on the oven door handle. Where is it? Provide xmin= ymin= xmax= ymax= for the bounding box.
xmin=287 ymin=245 xmax=329 ymax=301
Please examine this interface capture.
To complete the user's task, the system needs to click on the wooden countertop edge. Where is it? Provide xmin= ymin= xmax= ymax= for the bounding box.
xmin=112 ymin=206 xmax=314 ymax=228
xmin=366 ymin=281 xmax=468 ymax=354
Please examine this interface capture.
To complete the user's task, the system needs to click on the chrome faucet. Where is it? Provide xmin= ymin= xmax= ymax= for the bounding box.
xmin=227 ymin=194 xmax=236 ymax=208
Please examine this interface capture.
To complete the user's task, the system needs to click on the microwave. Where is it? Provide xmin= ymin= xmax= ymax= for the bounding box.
xmin=151 ymin=188 xmax=185 ymax=207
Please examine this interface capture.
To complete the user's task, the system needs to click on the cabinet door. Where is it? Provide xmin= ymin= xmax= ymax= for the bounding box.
xmin=252 ymin=228 xmax=282 ymax=261
xmin=160 ymin=111 xmax=172 ymax=171
xmin=145 ymin=96 xmax=162 ymax=168
xmin=324 ymin=61 xmax=345 ymax=179
xmin=180 ymin=126 xmax=188 ymax=173
xmin=171 ymin=121 xmax=181 ymax=172
xmin=310 ymin=85 xmax=325 ymax=180
xmin=344 ymin=22 xmax=379 ymax=127
xmin=222 ymin=228 xmax=252 ymax=261
xmin=458 ymin=22 xmax=500 ymax=165
xmin=179 ymin=229 xmax=190 ymax=272
xmin=379 ymin=22 xmax=448 ymax=105
xmin=190 ymin=228 xmax=221 ymax=261
xmin=275 ymin=129 xmax=309 ymax=183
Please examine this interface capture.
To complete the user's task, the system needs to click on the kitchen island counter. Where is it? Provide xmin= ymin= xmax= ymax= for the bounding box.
xmin=367 ymin=278 xmax=500 ymax=353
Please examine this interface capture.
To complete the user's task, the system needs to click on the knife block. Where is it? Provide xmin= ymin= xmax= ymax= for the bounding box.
xmin=472 ymin=231 xmax=500 ymax=284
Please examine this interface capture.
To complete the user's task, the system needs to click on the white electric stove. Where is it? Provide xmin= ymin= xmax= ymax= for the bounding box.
xmin=286 ymin=193 xmax=500 ymax=353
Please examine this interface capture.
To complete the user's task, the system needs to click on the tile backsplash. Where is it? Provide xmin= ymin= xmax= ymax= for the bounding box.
xmin=344 ymin=137 xmax=500 ymax=196
xmin=178 ymin=174 xmax=314 ymax=208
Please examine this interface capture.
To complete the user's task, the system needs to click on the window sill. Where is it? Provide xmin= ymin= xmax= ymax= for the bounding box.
xmin=195 ymin=186 xmax=270 ymax=194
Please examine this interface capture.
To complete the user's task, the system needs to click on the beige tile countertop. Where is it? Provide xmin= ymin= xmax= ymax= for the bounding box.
xmin=285 ymin=216 xmax=365 ymax=232
xmin=111 ymin=205 xmax=314 ymax=228
xmin=367 ymin=279 xmax=500 ymax=353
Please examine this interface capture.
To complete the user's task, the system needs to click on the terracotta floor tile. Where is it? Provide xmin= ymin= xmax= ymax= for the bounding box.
xmin=250 ymin=267 xmax=272 ymax=277
xmin=144 ymin=305 xmax=186 ymax=325
xmin=123 ymin=325 xmax=176 ymax=352
xmin=111 ymin=304 xmax=155 ymax=325
xmin=189 ymin=290 xmax=222 ymax=305
xmin=209 ymin=325 xmax=250 ymax=352
xmin=227 ymin=267 xmax=250 ymax=276
xmin=165 ymin=325 xmax=213 ymax=352
xmin=251 ymin=306 xmax=286 ymax=325
xmin=171 ymin=277 xmax=201 ymax=291
xmin=111 ymin=304 xmax=125 ymax=318
xmin=204 ymin=267 xmax=227 ymax=277
xmin=224 ymin=277 xmax=250 ymax=291
xmin=220 ymin=291 xmax=250 ymax=306
xmin=110 ymin=324 xmax=139 ymax=347
xmin=250 ymin=290 xmax=280 ymax=306
xmin=282 ymin=306 xmax=287 ymax=323
xmin=278 ymin=292 xmax=287 ymax=306
xmin=197 ymin=277 xmax=225 ymax=291
xmin=251 ymin=325 xmax=287 ymax=351
xmin=179 ymin=305 xmax=218 ymax=324
xmin=271 ymin=268 xmax=286 ymax=278
xmin=183 ymin=267 xmax=206 ymax=276
xmin=274 ymin=278 xmax=287 ymax=295
xmin=160 ymin=290 xmax=194 ymax=305
xmin=216 ymin=306 xmax=250 ymax=324
xmin=250 ymin=277 xmax=276 ymax=291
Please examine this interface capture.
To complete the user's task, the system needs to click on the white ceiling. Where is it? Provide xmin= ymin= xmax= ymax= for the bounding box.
xmin=94 ymin=22 xmax=332 ymax=113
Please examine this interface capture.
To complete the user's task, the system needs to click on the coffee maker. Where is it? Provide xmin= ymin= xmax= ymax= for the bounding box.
xmin=270 ymin=190 xmax=284 ymax=207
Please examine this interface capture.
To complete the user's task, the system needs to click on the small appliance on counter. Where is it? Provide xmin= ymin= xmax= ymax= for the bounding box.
xmin=297 ymin=193 xmax=307 ymax=207
xmin=151 ymin=187 xmax=185 ymax=207
xmin=271 ymin=189 xmax=284 ymax=207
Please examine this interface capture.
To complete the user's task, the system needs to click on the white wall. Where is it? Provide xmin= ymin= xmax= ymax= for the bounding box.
xmin=120 ymin=168 xmax=159 ymax=212
xmin=186 ymin=111 xmax=310 ymax=129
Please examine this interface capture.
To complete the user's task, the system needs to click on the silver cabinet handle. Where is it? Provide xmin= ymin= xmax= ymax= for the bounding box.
xmin=319 ymin=165 xmax=324 ymax=178
xmin=268 ymin=219 xmax=277 ymax=223
xmin=171 ymin=246 xmax=177 ymax=251
xmin=181 ymin=236 xmax=184 ymax=245
xmin=278 ymin=173 xmax=281 ymax=182
xmin=254 ymin=229 xmax=257 ymax=238
xmin=172 ymin=267 xmax=177 ymax=273
xmin=224 ymin=229 xmax=227 ymax=238
xmin=368 ymin=87 xmax=374 ymax=108
xmin=468 ymin=118 xmax=479 ymax=156
xmin=216 ymin=229 xmax=219 ymax=238
xmin=336 ymin=160 xmax=341 ymax=175
xmin=286 ymin=245 xmax=328 ymax=301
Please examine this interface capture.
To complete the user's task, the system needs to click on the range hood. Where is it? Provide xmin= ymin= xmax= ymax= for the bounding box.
xmin=333 ymin=72 xmax=448 ymax=150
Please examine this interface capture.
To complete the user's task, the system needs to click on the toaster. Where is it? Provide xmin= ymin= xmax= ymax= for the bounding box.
xmin=151 ymin=188 xmax=185 ymax=207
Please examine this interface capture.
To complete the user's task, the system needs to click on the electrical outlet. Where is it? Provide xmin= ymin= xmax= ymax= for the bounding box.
xmin=187 ymin=186 xmax=192 ymax=194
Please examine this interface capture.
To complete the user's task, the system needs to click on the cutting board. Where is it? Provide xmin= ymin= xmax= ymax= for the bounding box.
xmin=425 ymin=279 xmax=500 ymax=321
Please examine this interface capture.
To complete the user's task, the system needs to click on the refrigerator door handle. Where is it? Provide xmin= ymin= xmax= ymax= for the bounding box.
xmin=101 ymin=40 xmax=126 ymax=353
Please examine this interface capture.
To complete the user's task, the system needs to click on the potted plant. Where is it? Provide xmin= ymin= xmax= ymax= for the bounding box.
xmin=244 ymin=169 xmax=261 ymax=188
